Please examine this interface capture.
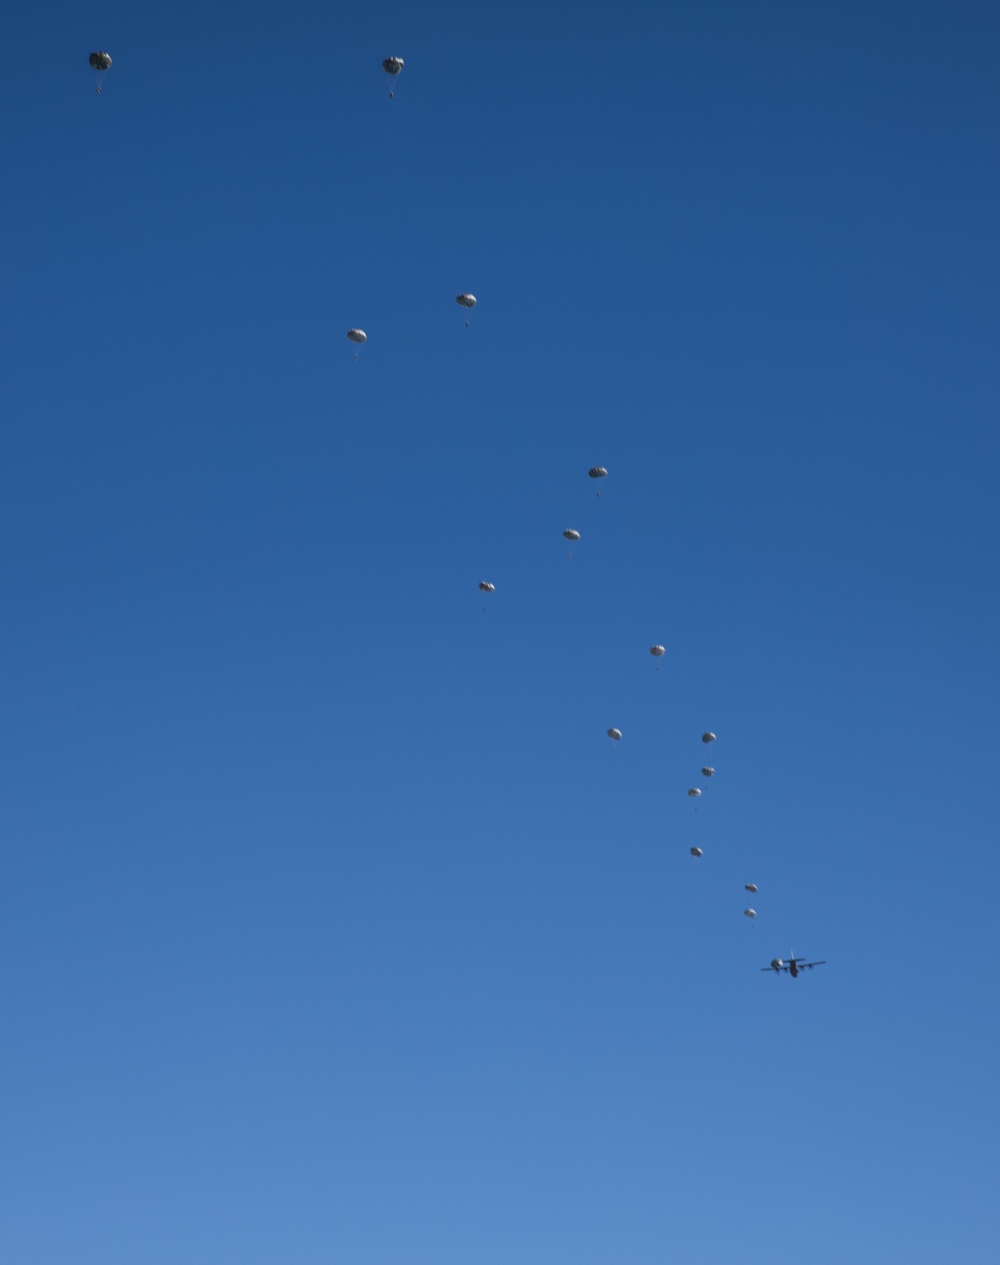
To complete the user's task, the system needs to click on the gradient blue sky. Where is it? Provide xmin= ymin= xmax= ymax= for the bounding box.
xmin=2 ymin=2 xmax=999 ymax=1262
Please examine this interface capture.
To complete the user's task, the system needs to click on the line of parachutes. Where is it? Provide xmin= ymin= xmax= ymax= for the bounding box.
xmin=87 ymin=44 xmax=770 ymax=939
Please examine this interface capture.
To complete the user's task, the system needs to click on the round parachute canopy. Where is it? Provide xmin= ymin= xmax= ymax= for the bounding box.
xmin=563 ymin=529 xmax=581 ymax=541
xmin=607 ymin=728 xmax=622 ymax=741
xmin=649 ymin=645 xmax=665 ymax=657
xmin=771 ymin=958 xmax=784 ymax=970
xmin=89 ymin=51 xmax=112 ymax=70
xmin=701 ymin=731 xmax=716 ymax=744
xmin=687 ymin=787 xmax=702 ymax=799
xmin=701 ymin=766 xmax=715 ymax=778
xmin=690 ymin=846 xmax=703 ymax=858
xmin=382 ymin=56 xmax=404 ymax=75
xmin=478 ymin=581 xmax=495 ymax=593
xmin=744 ymin=908 xmax=757 ymax=919
xmin=588 ymin=466 xmax=608 ymax=479
xmin=456 ymin=294 xmax=477 ymax=309
xmin=744 ymin=883 xmax=758 ymax=893
xmin=347 ymin=329 xmax=367 ymax=344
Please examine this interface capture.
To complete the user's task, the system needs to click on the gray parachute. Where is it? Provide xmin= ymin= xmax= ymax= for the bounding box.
xmin=687 ymin=787 xmax=702 ymax=799
xmin=563 ymin=529 xmax=581 ymax=541
xmin=690 ymin=846 xmax=703 ymax=858
xmin=702 ymin=731 xmax=716 ymax=745
xmin=744 ymin=883 xmax=758 ymax=894
xmin=456 ymin=294 xmax=477 ymax=309
xmin=701 ymin=766 xmax=715 ymax=778
xmin=588 ymin=467 xmax=607 ymax=479
xmin=478 ymin=581 xmax=495 ymax=593
xmin=744 ymin=908 xmax=757 ymax=920
xmin=649 ymin=645 xmax=665 ymax=657
xmin=607 ymin=728 xmax=622 ymax=741
xmin=382 ymin=57 xmax=404 ymax=75
xmin=346 ymin=329 xmax=367 ymax=344
xmin=89 ymin=51 xmax=111 ymax=92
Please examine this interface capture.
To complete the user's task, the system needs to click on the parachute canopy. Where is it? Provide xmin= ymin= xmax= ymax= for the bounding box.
xmin=687 ymin=787 xmax=702 ymax=799
xmin=607 ymin=728 xmax=622 ymax=741
xmin=690 ymin=846 xmax=703 ymax=858
xmin=456 ymin=294 xmax=477 ymax=309
xmin=588 ymin=467 xmax=608 ymax=479
xmin=744 ymin=908 xmax=757 ymax=919
xmin=702 ymin=731 xmax=716 ymax=744
xmin=382 ymin=56 xmax=404 ymax=75
xmin=701 ymin=766 xmax=715 ymax=777
xmin=347 ymin=329 xmax=367 ymax=344
xmin=745 ymin=883 xmax=758 ymax=893
xmin=563 ymin=529 xmax=581 ymax=541
xmin=478 ymin=581 xmax=495 ymax=593
xmin=649 ymin=645 xmax=665 ymax=657
xmin=89 ymin=51 xmax=112 ymax=70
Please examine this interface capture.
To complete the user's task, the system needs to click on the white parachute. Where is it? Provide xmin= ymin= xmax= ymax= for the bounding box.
xmin=702 ymin=731 xmax=716 ymax=745
xmin=563 ymin=529 xmax=581 ymax=541
xmin=687 ymin=788 xmax=702 ymax=799
xmin=456 ymin=294 xmax=477 ymax=309
xmin=607 ymin=728 xmax=622 ymax=741
xmin=744 ymin=883 xmax=758 ymax=894
xmin=346 ymin=329 xmax=367 ymax=344
xmin=649 ymin=645 xmax=665 ymax=657
xmin=478 ymin=581 xmax=495 ymax=593
xmin=588 ymin=467 xmax=607 ymax=479
xmin=744 ymin=908 xmax=757 ymax=920
xmin=701 ymin=766 xmax=715 ymax=778
xmin=690 ymin=846 xmax=703 ymax=858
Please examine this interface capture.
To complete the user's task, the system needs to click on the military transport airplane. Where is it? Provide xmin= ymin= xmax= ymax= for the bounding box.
xmin=761 ymin=956 xmax=826 ymax=978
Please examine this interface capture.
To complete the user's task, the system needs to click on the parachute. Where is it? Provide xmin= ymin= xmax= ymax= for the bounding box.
xmin=478 ymin=581 xmax=495 ymax=593
xmin=563 ymin=529 xmax=581 ymax=541
xmin=607 ymin=728 xmax=622 ymax=741
xmin=690 ymin=846 xmax=703 ymax=858
xmin=701 ymin=731 xmax=716 ymax=745
xmin=456 ymin=294 xmax=477 ymax=309
xmin=588 ymin=467 xmax=607 ymax=479
xmin=744 ymin=908 xmax=757 ymax=919
xmin=687 ymin=788 xmax=702 ymax=799
xmin=744 ymin=883 xmax=758 ymax=894
xmin=382 ymin=56 xmax=404 ymax=97
xmin=89 ymin=51 xmax=111 ymax=93
xmin=346 ymin=329 xmax=367 ymax=362
xmin=701 ymin=766 xmax=715 ymax=777
xmin=649 ymin=645 xmax=665 ymax=657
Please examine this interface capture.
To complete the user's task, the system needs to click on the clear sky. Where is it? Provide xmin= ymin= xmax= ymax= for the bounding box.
xmin=2 ymin=2 xmax=999 ymax=1261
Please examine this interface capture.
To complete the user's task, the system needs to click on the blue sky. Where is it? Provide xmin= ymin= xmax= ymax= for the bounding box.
xmin=2 ymin=2 xmax=999 ymax=1261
